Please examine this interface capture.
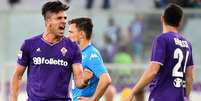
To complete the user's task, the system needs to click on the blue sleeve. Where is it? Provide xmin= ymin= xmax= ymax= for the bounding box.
xmin=151 ymin=35 xmax=166 ymax=65
xmin=17 ymin=40 xmax=30 ymax=67
xmin=86 ymin=53 xmax=108 ymax=78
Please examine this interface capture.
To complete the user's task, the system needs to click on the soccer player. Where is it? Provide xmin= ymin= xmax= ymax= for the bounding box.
xmin=68 ymin=17 xmax=112 ymax=101
xmin=10 ymin=1 xmax=92 ymax=101
xmin=125 ymin=4 xmax=194 ymax=101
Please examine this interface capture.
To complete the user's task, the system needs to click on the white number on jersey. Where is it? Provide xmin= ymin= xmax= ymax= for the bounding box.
xmin=172 ymin=48 xmax=189 ymax=78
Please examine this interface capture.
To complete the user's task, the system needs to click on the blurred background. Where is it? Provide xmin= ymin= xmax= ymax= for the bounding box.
xmin=0 ymin=0 xmax=201 ymax=101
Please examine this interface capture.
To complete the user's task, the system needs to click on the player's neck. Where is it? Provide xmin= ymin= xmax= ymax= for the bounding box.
xmin=80 ymin=39 xmax=90 ymax=50
xmin=163 ymin=25 xmax=178 ymax=33
xmin=42 ymin=32 xmax=62 ymax=44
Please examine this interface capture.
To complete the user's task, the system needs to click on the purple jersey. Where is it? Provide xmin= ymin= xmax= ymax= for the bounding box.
xmin=149 ymin=32 xmax=193 ymax=101
xmin=17 ymin=34 xmax=81 ymax=101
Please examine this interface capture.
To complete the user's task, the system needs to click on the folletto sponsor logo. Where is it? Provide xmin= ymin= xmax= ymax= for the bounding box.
xmin=33 ymin=57 xmax=68 ymax=66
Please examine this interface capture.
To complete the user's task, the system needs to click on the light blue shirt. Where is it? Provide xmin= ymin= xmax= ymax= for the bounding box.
xmin=72 ymin=43 xmax=108 ymax=101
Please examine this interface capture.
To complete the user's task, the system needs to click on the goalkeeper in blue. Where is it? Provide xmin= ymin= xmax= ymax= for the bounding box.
xmin=68 ymin=17 xmax=112 ymax=101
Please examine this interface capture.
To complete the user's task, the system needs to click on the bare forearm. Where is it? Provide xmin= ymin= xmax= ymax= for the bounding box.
xmin=185 ymin=66 xmax=194 ymax=97
xmin=10 ymin=74 xmax=22 ymax=101
xmin=73 ymin=64 xmax=92 ymax=89
xmin=185 ymin=73 xmax=193 ymax=97
xmin=74 ymin=69 xmax=86 ymax=88
xmin=185 ymin=80 xmax=192 ymax=97
xmin=92 ymin=74 xmax=111 ymax=101
xmin=131 ymin=63 xmax=160 ymax=96
xmin=74 ymin=73 xmax=90 ymax=89
xmin=131 ymin=69 xmax=156 ymax=95
xmin=74 ymin=72 xmax=90 ymax=89
xmin=10 ymin=65 xmax=26 ymax=101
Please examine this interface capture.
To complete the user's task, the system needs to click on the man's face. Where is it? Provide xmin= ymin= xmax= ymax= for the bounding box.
xmin=68 ymin=23 xmax=81 ymax=42
xmin=46 ymin=11 xmax=67 ymax=37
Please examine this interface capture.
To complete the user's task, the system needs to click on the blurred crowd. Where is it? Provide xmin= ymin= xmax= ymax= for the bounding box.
xmin=7 ymin=0 xmax=201 ymax=9
xmin=4 ymin=0 xmax=201 ymax=64
xmin=100 ymin=15 xmax=145 ymax=63
xmin=154 ymin=0 xmax=201 ymax=8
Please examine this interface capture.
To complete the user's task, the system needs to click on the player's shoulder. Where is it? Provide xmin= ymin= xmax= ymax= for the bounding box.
xmin=23 ymin=34 xmax=42 ymax=44
xmin=63 ymin=37 xmax=76 ymax=44
xmin=158 ymin=32 xmax=171 ymax=38
xmin=153 ymin=33 xmax=168 ymax=42
xmin=85 ymin=44 xmax=101 ymax=59
xmin=25 ymin=34 xmax=41 ymax=41
xmin=63 ymin=37 xmax=79 ymax=47
xmin=179 ymin=33 xmax=192 ymax=45
xmin=155 ymin=32 xmax=178 ymax=42
xmin=88 ymin=44 xmax=100 ymax=54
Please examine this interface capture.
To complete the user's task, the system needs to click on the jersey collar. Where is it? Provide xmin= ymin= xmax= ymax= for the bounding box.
xmin=82 ymin=43 xmax=92 ymax=52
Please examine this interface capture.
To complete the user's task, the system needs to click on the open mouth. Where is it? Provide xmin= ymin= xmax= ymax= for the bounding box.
xmin=59 ymin=26 xmax=65 ymax=30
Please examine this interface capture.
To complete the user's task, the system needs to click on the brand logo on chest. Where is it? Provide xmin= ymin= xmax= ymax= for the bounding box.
xmin=36 ymin=48 xmax=41 ymax=52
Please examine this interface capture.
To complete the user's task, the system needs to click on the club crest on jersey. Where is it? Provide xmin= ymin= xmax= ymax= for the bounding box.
xmin=61 ymin=47 xmax=67 ymax=56
xmin=18 ymin=50 xmax=22 ymax=59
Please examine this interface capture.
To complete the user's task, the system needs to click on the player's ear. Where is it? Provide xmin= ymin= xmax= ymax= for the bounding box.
xmin=45 ymin=16 xmax=52 ymax=27
xmin=79 ymin=31 xmax=85 ymax=39
xmin=160 ymin=16 xmax=163 ymax=23
xmin=178 ymin=19 xmax=183 ymax=28
xmin=161 ymin=16 xmax=166 ymax=26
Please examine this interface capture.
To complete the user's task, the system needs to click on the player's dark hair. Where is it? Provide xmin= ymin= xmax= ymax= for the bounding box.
xmin=163 ymin=3 xmax=183 ymax=27
xmin=42 ymin=0 xmax=69 ymax=19
xmin=68 ymin=17 xmax=93 ymax=40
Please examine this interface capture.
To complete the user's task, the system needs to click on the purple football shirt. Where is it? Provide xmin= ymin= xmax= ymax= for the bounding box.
xmin=17 ymin=34 xmax=81 ymax=101
xmin=149 ymin=32 xmax=193 ymax=101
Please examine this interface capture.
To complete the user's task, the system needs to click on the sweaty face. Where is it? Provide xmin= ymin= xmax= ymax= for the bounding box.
xmin=68 ymin=24 xmax=81 ymax=42
xmin=46 ymin=11 xmax=67 ymax=37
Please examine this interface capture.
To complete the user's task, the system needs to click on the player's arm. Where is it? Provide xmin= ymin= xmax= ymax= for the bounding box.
xmin=10 ymin=64 xmax=26 ymax=101
xmin=185 ymin=65 xmax=194 ymax=97
xmin=72 ymin=63 xmax=92 ymax=89
xmin=91 ymin=73 xmax=111 ymax=101
xmin=127 ymin=63 xmax=161 ymax=101
xmin=78 ymin=73 xmax=111 ymax=101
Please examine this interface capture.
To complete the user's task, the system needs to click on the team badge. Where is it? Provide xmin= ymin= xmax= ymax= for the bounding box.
xmin=17 ymin=50 xmax=22 ymax=59
xmin=60 ymin=47 xmax=67 ymax=56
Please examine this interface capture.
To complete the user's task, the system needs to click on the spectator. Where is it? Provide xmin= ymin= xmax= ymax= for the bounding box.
xmin=113 ymin=45 xmax=133 ymax=64
xmin=8 ymin=0 xmax=20 ymax=8
xmin=104 ymin=17 xmax=121 ymax=44
xmin=101 ymin=17 xmax=121 ymax=63
xmin=128 ymin=14 xmax=144 ymax=63
xmin=102 ymin=0 xmax=111 ymax=9
xmin=86 ymin=0 xmax=94 ymax=10
xmin=154 ymin=0 xmax=195 ymax=8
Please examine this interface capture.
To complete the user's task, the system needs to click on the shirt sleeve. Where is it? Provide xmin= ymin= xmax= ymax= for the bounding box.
xmin=72 ymin=43 xmax=82 ymax=64
xmin=187 ymin=44 xmax=194 ymax=67
xmin=86 ymin=52 xmax=108 ymax=78
xmin=17 ymin=40 xmax=30 ymax=67
xmin=151 ymin=35 xmax=166 ymax=65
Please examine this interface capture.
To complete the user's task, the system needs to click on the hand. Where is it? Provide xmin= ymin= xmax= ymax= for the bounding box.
xmin=78 ymin=96 xmax=94 ymax=101
xmin=83 ymin=68 xmax=93 ymax=82
xmin=123 ymin=94 xmax=134 ymax=101
xmin=10 ymin=95 xmax=18 ymax=101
